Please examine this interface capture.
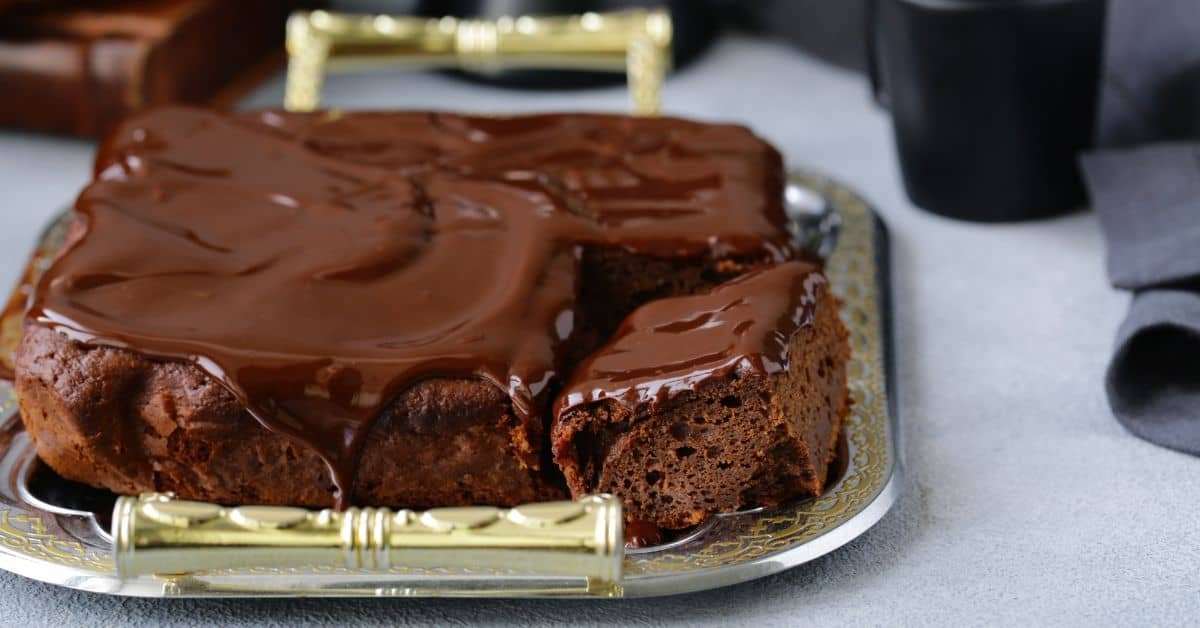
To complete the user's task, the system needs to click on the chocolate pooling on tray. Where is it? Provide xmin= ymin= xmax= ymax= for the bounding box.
xmin=554 ymin=261 xmax=827 ymax=417
xmin=27 ymin=107 xmax=791 ymax=506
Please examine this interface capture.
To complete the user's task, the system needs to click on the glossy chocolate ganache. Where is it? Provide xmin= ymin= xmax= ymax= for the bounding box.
xmin=555 ymin=260 xmax=827 ymax=417
xmin=27 ymin=107 xmax=791 ymax=506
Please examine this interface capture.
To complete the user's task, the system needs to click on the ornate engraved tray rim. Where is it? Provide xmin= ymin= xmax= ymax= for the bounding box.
xmin=0 ymin=169 xmax=899 ymax=598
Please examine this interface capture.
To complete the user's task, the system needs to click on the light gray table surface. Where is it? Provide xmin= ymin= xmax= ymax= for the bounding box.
xmin=0 ymin=35 xmax=1196 ymax=627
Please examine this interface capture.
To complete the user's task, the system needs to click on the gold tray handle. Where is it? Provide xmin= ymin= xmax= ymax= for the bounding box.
xmin=285 ymin=8 xmax=673 ymax=115
xmin=114 ymin=493 xmax=623 ymax=584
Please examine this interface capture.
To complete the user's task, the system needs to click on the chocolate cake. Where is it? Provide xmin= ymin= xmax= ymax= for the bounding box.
xmin=551 ymin=262 xmax=849 ymax=529
xmin=0 ymin=0 xmax=305 ymax=137
xmin=15 ymin=106 xmax=832 ymax=518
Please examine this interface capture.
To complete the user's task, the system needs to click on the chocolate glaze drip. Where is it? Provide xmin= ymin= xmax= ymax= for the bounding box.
xmin=27 ymin=107 xmax=790 ymax=507
xmin=0 ymin=254 xmax=42 ymax=381
xmin=554 ymin=261 xmax=826 ymax=417
xmin=623 ymin=519 xmax=664 ymax=549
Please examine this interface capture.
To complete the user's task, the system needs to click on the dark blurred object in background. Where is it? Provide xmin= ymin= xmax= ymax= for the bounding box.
xmin=415 ymin=0 xmax=718 ymax=88
xmin=714 ymin=0 xmax=868 ymax=73
xmin=0 ymin=0 xmax=309 ymax=137
xmin=411 ymin=0 xmax=872 ymax=84
xmin=870 ymin=0 xmax=1107 ymax=222
xmin=0 ymin=0 xmax=60 ymax=10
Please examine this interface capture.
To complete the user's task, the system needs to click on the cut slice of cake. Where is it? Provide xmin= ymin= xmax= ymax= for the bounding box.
xmin=552 ymin=261 xmax=851 ymax=529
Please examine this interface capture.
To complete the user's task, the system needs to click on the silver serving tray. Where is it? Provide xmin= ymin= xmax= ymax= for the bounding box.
xmin=0 ymin=170 xmax=899 ymax=598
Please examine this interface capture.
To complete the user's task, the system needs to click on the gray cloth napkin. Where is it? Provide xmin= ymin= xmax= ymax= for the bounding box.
xmin=1082 ymin=145 xmax=1200 ymax=456
xmin=1082 ymin=0 xmax=1200 ymax=455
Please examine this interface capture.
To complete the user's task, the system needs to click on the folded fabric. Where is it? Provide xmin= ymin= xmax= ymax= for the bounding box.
xmin=1095 ymin=0 xmax=1200 ymax=147
xmin=1107 ymin=289 xmax=1200 ymax=456
xmin=1081 ymin=144 xmax=1200 ymax=289
xmin=1082 ymin=145 xmax=1200 ymax=455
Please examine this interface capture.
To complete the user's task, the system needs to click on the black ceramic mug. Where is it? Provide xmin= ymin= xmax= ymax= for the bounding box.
xmin=868 ymin=0 xmax=1107 ymax=222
